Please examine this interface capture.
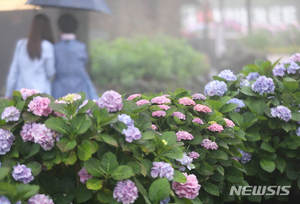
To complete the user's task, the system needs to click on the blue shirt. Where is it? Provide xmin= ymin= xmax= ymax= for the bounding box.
xmin=5 ymin=39 xmax=55 ymax=98
xmin=52 ymin=40 xmax=98 ymax=99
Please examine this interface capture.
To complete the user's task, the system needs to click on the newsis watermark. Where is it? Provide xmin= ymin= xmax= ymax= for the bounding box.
xmin=230 ymin=186 xmax=291 ymax=196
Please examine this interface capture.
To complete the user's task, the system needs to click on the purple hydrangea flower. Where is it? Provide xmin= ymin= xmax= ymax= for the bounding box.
xmin=246 ymin=72 xmax=261 ymax=81
xmin=0 ymin=196 xmax=11 ymax=204
xmin=272 ymin=64 xmax=286 ymax=77
xmin=20 ymin=88 xmax=39 ymax=100
xmin=20 ymin=123 xmax=34 ymax=142
xmin=32 ymin=123 xmax=56 ymax=151
xmin=204 ymin=80 xmax=228 ymax=97
xmin=176 ymin=152 xmax=194 ymax=171
xmin=171 ymin=112 xmax=186 ymax=120
xmin=235 ymin=149 xmax=252 ymax=164
xmin=78 ymin=167 xmax=93 ymax=184
xmin=150 ymin=162 xmax=175 ymax=180
xmin=118 ymin=114 xmax=135 ymax=128
xmin=201 ymin=139 xmax=218 ymax=150
xmin=160 ymin=197 xmax=170 ymax=204
xmin=286 ymin=60 xmax=300 ymax=74
xmin=12 ymin=163 xmax=34 ymax=184
xmin=296 ymin=127 xmax=300 ymax=136
xmin=239 ymin=79 xmax=250 ymax=87
xmin=97 ymin=90 xmax=123 ymax=112
xmin=271 ymin=105 xmax=292 ymax=122
xmin=218 ymin=69 xmax=237 ymax=81
xmin=113 ymin=180 xmax=138 ymax=204
xmin=28 ymin=194 xmax=54 ymax=204
xmin=290 ymin=53 xmax=300 ymax=62
xmin=1 ymin=106 xmax=20 ymax=122
xmin=122 ymin=127 xmax=142 ymax=143
xmin=251 ymin=76 xmax=275 ymax=95
xmin=0 ymin=129 xmax=15 ymax=155
xmin=192 ymin=93 xmax=206 ymax=100
xmin=227 ymin=98 xmax=245 ymax=112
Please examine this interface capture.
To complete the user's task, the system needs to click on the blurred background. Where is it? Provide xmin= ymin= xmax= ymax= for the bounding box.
xmin=0 ymin=0 xmax=299 ymax=96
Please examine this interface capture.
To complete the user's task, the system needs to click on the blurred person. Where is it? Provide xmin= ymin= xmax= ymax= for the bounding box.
xmin=52 ymin=13 xmax=98 ymax=99
xmin=5 ymin=14 xmax=55 ymax=99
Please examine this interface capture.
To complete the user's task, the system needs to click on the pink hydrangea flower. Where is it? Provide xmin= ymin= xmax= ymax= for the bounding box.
xmin=189 ymin=151 xmax=200 ymax=159
xmin=53 ymin=100 xmax=67 ymax=117
xmin=192 ymin=118 xmax=204 ymax=124
xmin=171 ymin=112 xmax=186 ymax=120
xmin=172 ymin=173 xmax=201 ymax=199
xmin=178 ymin=97 xmax=196 ymax=106
xmin=158 ymin=105 xmax=170 ymax=110
xmin=201 ymin=139 xmax=218 ymax=150
xmin=176 ymin=131 xmax=194 ymax=141
xmin=193 ymin=104 xmax=212 ymax=113
xmin=224 ymin=118 xmax=235 ymax=127
xmin=127 ymin=94 xmax=141 ymax=100
xmin=136 ymin=99 xmax=150 ymax=106
xmin=290 ymin=53 xmax=300 ymax=62
xmin=28 ymin=96 xmax=52 ymax=117
xmin=152 ymin=111 xmax=166 ymax=117
xmin=151 ymin=96 xmax=171 ymax=104
xmin=78 ymin=167 xmax=93 ymax=184
xmin=20 ymin=88 xmax=39 ymax=100
xmin=97 ymin=90 xmax=123 ymax=112
xmin=151 ymin=124 xmax=158 ymax=130
xmin=192 ymin=93 xmax=206 ymax=100
xmin=207 ymin=123 xmax=224 ymax=133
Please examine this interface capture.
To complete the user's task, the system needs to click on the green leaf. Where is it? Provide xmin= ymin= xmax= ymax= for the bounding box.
xmin=22 ymin=112 xmax=40 ymax=124
xmin=260 ymin=159 xmax=275 ymax=173
xmin=39 ymin=174 xmax=60 ymax=195
xmin=161 ymin=147 xmax=183 ymax=159
xmin=173 ymin=170 xmax=187 ymax=183
xmin=77 ymin=143 xmax=92 ymax=161
xmin=232 ymin=159 xmax=247 ymax=174
xmin=210 ymin=150 xmax=229 ymax=160
xmin=245 ymin=98 xmax=266 ymax=116
xmin=281 ymin=121 xmax=296 ymax=132
xmin=219 ymin=103 xmax=238 ymax=113
xmin=62 ymin=150 xmax=77 ymax=165
xmin=101 ymin=152 xmax=119 ymax=173
xmin=141 ymin=131 xmax=155 ymax=140
xmin=160 ymin=131 xmax=177 ymax=146
xmin=45 ymin=117 xmax=71 ymax=136
xmin=70 ymin=114 xmax=92 ymax=135
xmin=148 ymin=178 xmax=171 ymax=203
xmin=77 ymin=100 xmax=96 ymax=114
xmin=101 ymin=134 xmax=118 ymax=147
xmin=26 ymin=162 xmax=41 ymax=177
xmin=201 ymin=181 xmax=220 ymax=196
xmin=0 ymin=167 xmax=10 ymax=180
xmin=283 ymin=77 xmax=299 ymax=92
xmin=25 ymin=143 xmax=40 ymax=158
xmin=134 ymin=178 xmax=151 ymax=204
xmin=111 ymin=165 xmax=134 ymax=180
xmin=48 ymin=102 xmax=72 ymax=117
xmin=15 ymin=184 xmax=39 ymax=201
xmin=229 ymin=112 xmax=243 ymax=127
xmin=72 ymin=185 xmax=93 ymax=203
xmin=214 ymin=164 xmax=224 ymax=176
xmin=86 ymin=178 xmax=103 ymax=190
xmin=196 ymin=162 xmax=214 ymax=176
xmin=205 ymin=100 xmax=223 ymax=110
xmin=260 ymin=142 xmax=275 ymax=153
xmin=97 ymin=190 xmax=113 ymax=203
xmin=133 ymin=112 xmax=152 ymax=131
xmin=240 ymin=86 xmax=257 ymax=96
xmin=82 ymin=140 xmax=98 ymax=154
xmin=16 ymin=135 xmax=31 ymax=156
xmin=56 ymin=138 xmax=76 ymax=152
xmin=0 ymin=182 xmax=17 ymax=197
xmin=224 ymin=167 xmax=244 ymax=183
xmin=291 ymin=111 xmax=300 ymax=122
xmin=274 ymin=157 xmax=286 ymax=173
xmin=84 ymin=158 xmax=105 ymax=177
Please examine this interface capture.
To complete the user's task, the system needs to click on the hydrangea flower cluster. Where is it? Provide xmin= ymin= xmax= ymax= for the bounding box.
xmin=151 ymin=124 xmax=158 ymax=130
xmin=160 ymin=197 xmax=170 ymax=204
xmin=272 ymin=64 xmax=286 ymax=77
xmin=189 ymin=151 xmax=200 ymax=159
xmin=178 ymin=97 xmax=195 ymax=106
xmin=0 ymin=129 xmax=15 ymax=155
xmin=207 ymin=123 xmax=224 ymax=133
xmin=218 ymin=69 xmax=237 ymax=81
xmin=158 ymin=105 xmax=170 ymax=110
xmin=12 ymin=163 xmax=34 ymax=184
xmin=201 ymin=139 xmax=218 ymax=150
xmin=127 ymin=94 xmax=141 ymax=100
xmin=150 ymin=161 xmax=175 ymax=180
xmin=290 ymin=53 xmax=300 ymax=62
xmin=246 ymin=72 xmax=260 ymax=81
xmin=136 ymin=99 xmax=150 ymax=106
xmin=0 ymin=196 xmax=19 ymax=204
xmin=119 ymin=114 xmax=142 ymax=143
xmin=192 ymin=93 xmax=206 ymax=100
xmin=28 ymin=194 xmax=54 ymax=204
xmin=271 ymin=105 xmax=292 ymax=122
xmin=224 ymin=118 xmax=235 ymax=127
xmin=28 ymin=96 xmax=52 ymax=116
xmin=176 ymin=131 xmax=194 ymax=141
xmin=172 ymin=173 xmax=201 ymax=200
xmin=204 ymin=80 xmax=228 ymax=97
xmin=235 ymin=149 xmax=252 ymax=164
xmin=286 ymin=60 xmax=300 ymax=74
xmin=97 ymin=90 xmax=123 ymax=112
xmin=20 ymin=88 xmax=39 ymax=100
xmin=176 ymin=152 xmax=194 ymax=171
xmin=1 ymin=106 xmax=20 ymax=122
xmin=151 ymin=96 xmax=171 ymax=104
xmin=227 ymin=98 xmax=245 ymax=112
xmin=192 ymin=117 xmax=204 ymax=124
xmin=171 ymin=112 xmax=186 ymax=120
xmin=193 ymin=104 xmax=212 ymax=113
xmin=78 ymin=167 xmax=93 ymax=184
xmin=239 ymin=79 xmax=250 ymax=87
xmin=61 ymin=93 xmax=82 ymax=103
xmin=251 ymin=76 xmax=275 ymax=95
xmin=20 ymin=123 xmax=56 ymax=151
xmin=152 ymin=110 xmax=166 ymax=117
xmin=113 ymin=180 xmax=138 ymax=204
xmin=118 ymin=114 xmax=135 ymax=127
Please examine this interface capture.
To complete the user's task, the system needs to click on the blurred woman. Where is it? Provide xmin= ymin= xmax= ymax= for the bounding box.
xmin=5 ymin=14 xmax=55 ymax=99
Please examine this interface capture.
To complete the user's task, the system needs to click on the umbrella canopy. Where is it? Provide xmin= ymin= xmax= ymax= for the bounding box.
xmin=0 ymin=0 xmax=40 ymax=11
xmin=25 ymin=0 xmax=111 ymax=14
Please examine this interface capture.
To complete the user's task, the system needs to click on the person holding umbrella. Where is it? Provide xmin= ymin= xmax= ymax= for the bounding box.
xmin=52 ymin=13 xmax=98 ymax=99
xmin=5 ymin=14 xmax=56 ymax=99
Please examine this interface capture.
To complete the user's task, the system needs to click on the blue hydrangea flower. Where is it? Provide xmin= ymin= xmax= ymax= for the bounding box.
xmin=239 ymin=79 xmax=250 ymax=87
xmin=160 ymin=197 xmax=170 ymax=204
xmin=118 ymin=114 xmax=134 ymax=128
xmin=272 ymin=64 xmax=286 ymax=76
xmin=122 ymin=127 xmax=142 ymax=143
xmin=176 ymin=152 xmax=194 ymax=171
xmin=271 ymin=105 xmax=292 ymax=122
xmin=286 ymin=60 xmax=300 ymax=74
xmin=235 ymin=149 xmax=252 ymax=164
xmin=296 ymin=127 xmax=300 ymax=136
xmin=251 ymin=76 xmax=275 ymax=95
xmin=218 ymin=69 xmax=237 ymax=81
xmin=227 ymin=98 xmax=245 ymax=112
xmin=246 ymin=72 xmax=260 ymax=81
xmin=204 ymin=80 xmax=228 ymax=97
xmin=0 ymin=196 xmax=11 ymax=204
xmin=0 ymin=129 xmax=15 ymax=155
xmin=150 ymin=162 xmax=174 ymax=180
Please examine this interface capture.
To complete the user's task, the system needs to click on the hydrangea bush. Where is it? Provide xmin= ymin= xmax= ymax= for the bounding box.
xmin=0 ymin=88 xmax=246 ymax=204
xmin=204 ymin=54 xmax=300 ymax=203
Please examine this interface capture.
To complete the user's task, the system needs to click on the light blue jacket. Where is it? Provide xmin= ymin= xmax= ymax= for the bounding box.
xmin=52 ymin=40 xmax=98 ymax=99
xmin=5 ymin=39 xmax=55 ymax=98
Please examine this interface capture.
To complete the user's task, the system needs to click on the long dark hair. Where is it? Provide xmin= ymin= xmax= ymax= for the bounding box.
xmin=27 ymin=14 xmax=54 ymax=60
